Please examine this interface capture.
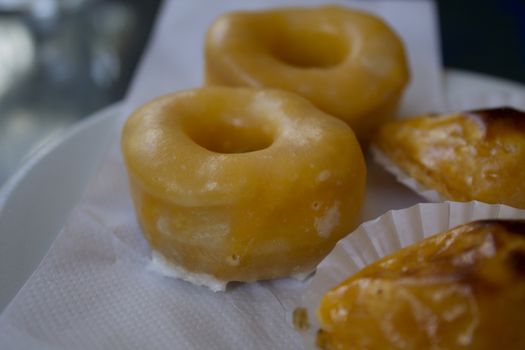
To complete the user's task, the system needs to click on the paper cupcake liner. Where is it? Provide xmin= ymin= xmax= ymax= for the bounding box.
xmin=298 ymin=200 xmax=525 ymax=349
xmin=371 ymin=146 xmax=446 ymax=202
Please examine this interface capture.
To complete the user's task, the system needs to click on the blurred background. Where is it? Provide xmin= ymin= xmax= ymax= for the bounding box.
xmin=0 ymin=0 xmax=524 ymax=186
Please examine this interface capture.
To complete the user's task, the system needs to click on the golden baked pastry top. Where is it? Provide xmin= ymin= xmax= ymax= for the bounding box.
xmin=317 ymin=219 xmax=525 ymax=349
xmin=373 ymin=107 xmax=525 ymax=208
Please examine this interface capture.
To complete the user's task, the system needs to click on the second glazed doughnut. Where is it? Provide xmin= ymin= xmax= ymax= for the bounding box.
xmin=205 ymin=6 xmax=410 ymax=142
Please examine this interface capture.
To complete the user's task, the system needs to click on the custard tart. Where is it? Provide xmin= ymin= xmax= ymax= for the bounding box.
xmin=373 ymin=107 xmax=525 ymax=209
xmin=317 ymin=219 xmax=525 ymax=349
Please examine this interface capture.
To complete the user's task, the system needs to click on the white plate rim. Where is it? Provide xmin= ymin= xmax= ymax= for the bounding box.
xmin=0 ymin=103 xmax=122 ymax=208
xmin=0 ymin=102 xmax=121 ymax=313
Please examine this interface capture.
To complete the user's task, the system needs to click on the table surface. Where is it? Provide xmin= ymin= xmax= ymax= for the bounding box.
xmin=0 ymin=0 xmax=524 ymax=188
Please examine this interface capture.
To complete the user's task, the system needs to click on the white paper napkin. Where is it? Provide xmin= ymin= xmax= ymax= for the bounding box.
xmin=0 ymin=1 xmax=443 ymax=349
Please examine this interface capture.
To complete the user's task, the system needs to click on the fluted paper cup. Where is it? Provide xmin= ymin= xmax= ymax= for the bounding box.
xmin=298 ymin=201 xmax=525 ymax=349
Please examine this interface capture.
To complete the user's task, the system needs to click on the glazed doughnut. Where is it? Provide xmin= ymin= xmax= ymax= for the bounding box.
xmin=205 ymin=6 xmax=409 ymax=142
xmin=121 ymin=87 xmax=366 ymax=289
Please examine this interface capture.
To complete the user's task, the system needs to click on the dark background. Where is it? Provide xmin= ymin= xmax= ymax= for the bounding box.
xmin=0 ymin=0 xmax=524 ymax=186
xmin=438 ymin=0 xmax=525 ymax=83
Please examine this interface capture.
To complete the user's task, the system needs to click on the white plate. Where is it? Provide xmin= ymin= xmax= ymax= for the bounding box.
xmin=0 ymin=69 xmax=524 ymax=313
xmin=0 ymin=103 xmax=121 ymax=312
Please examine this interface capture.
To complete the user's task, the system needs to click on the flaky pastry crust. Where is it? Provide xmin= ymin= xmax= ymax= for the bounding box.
xmin=373 ymin=107 xmax=525 ymax=209
xmin=317 ymin=220 xmax=525 ymax=349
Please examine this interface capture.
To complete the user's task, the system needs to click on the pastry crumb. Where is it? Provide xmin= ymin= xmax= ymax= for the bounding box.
xmin=292 ymin=307 xmax=310 ymax=331
xmin=316 ymin=329 xmax=330 ymax=350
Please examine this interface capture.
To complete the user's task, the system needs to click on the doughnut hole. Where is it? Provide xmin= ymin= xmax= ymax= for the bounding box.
xmin=270 ymin=30 xmax=348 ymax=68
xmin=182 ymin=116 xmax=275 ymax=154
